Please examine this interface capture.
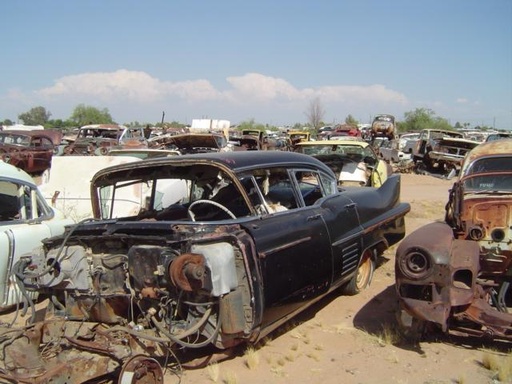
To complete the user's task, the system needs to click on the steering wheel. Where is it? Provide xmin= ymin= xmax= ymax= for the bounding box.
xmin=187 ymin=199 xmax=237 ymax=221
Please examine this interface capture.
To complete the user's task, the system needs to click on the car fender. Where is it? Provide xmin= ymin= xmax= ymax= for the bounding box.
xmin=395 ymin=221 xmax=480 ymax=329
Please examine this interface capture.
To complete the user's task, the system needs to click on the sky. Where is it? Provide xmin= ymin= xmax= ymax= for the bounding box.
xmin=1 ymin=1 xmax=511 ymax=129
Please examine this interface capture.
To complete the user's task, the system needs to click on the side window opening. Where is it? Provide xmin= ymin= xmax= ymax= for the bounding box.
xmin=0 ymin=182 xmax=41 ymax=221
xmin=242 ymin=169 xmax=299 ymax=214
xmin=293 ymin=170 xmax=326 ymax=206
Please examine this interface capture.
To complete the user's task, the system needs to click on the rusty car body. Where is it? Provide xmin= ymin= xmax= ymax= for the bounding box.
xmin=0 ymin=129 xmax=62 ymax=174
xmin=148 ymin=132 xmax=232 ymax=153
xmin=0 ymin=151 xmax=409 ymax=383
xmin=288 ymin=131 xmax=311 ymax=148
xmin=396 ymin=139 xmax=512 ymax=341
xmin=370 ymin=114 xmax=396 ymax=140
xmin=229 ymin=129 xmax=269 ymax=151
xmin=61 ymin=124 xmax=148 ymax=155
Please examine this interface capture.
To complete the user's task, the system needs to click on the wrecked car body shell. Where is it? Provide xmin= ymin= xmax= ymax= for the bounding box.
xmin=0 ymin=129 xmax=62 ymax=174
xmin=426 ymin=137 xmax=480 ymax=171
xmin=396 ymin=139 xmax=512 ymax=341
xmin=412 ymin=129 xmax=479 ymax=175
xmin=61 ymin=124 xmax=148 ymax=155
xmin=370 ymin=114 xmax=395 ymax=140
xmin=0 ymin=151 xmax=409 ymax=383
xmin=148 ymin=132 xmax=232 ymax=153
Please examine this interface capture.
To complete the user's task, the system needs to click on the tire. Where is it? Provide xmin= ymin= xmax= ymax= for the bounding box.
xmin=341 ymin=250 xmax=375 ymax=296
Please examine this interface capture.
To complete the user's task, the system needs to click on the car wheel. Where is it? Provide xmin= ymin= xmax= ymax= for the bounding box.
xmin=341 ymin=250 xmax=375 ymax=295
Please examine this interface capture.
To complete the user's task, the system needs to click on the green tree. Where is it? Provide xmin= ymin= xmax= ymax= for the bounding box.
xmin=70 ymin=104 xmax=114 ymax=126
xmin=345 ymin=114 xmax=358 ymax=126
xmin=18 ymin=106 xmax=51 ymax=126
xmin=237 ymin=118 xmax=266 ymax=132
xmin=400 ymin=108 xmax=452 ymax=132
xmin=45 ymin=118 xmax=75 ymax=129
xmin=1 ymin=119 xmax=14 ymax=126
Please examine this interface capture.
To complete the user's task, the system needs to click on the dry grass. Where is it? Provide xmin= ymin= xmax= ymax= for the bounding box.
xmin=276 ymin=357 xmax=286 ymax=366
xmin=270 ymin=366 xmax=287 ymax=377
xmin=222 ymin=370 xmax=238 ymax=384
xmin=244 ymin=346 xmax=260 ymax=370
xmin=406 ymin=200 xmax=446 ymax=219
xmin=306 ymin=351 xmax=321 ymax=362
xmin=206 ymin=362 xmax=220 ymax=382
xmin=285 ymin=351 xmax=296 ymax=362
xmin=481 ymin=350 xmax=512 ymax=382
xmin=377 ymin=323 xmax=402 ymax=346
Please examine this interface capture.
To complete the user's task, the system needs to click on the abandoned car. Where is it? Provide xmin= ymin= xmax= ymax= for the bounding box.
xmin=61 ymin=124 xmax=148 ymax=155
xmin=396 ymin=139 xmax=512 ymax=341
xmin=412 ymin=128 xmax=479 ymax=175
xmin=0 ymin=161 xmax=73 ymax=310
xmin=378 ymin=138 xmax=412 ymax=164
xmin=370 ymin=114 xmax=396 ymax=140
xmin=148 ymin=132 xmax=232 ymax=153
xmin=0 ymin=151 xmax=409 ymax=383
xmin=0 ymin=129 xmax=62 ymax=174
xmin=295 ymin=139 xmax=392 ymax=187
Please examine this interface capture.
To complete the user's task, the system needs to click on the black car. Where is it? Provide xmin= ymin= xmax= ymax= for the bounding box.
xmin=0 ymin=151 xmax=410 ymax=383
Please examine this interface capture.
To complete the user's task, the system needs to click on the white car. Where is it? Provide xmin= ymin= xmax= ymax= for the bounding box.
xmin=379 ymin=139 xmax=412 ymax=163
xmin=0 ymin=161 xmax=74 ymax=309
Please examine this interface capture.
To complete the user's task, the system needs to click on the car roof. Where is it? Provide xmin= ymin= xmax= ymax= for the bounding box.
xmin=0 ymin=161 xmax=36 ymax=185
xmin=91 ymin=151 xmax=335 ymax=187
xmin=464 ymin=139 xmax=512 ymax=164
xmin=0 ymin=130 xmax=48 ymax=137
xmin=80 ymin=124 xmax=126 ymax=131
xmin=296 ymin=140 xmax=368 ymax=147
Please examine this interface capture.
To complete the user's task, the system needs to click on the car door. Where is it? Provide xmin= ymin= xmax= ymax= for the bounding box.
xmin=318 ymin=193 xmax=363 ymax=286
xmin=240 ymin=168 xmax=332 ymax=327
xmin=31 ymin=136 xmax=53 ymax=172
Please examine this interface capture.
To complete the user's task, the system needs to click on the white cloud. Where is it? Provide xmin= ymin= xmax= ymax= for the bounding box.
xmin=37 ymin=70 xmax=164 ymax=101
xmin=6 ymin=70 xmax=409 ymax=123
xmin=456 ymin=98 xmax=469 ymax=103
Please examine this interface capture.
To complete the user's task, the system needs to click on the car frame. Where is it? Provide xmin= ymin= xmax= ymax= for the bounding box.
xmin=0 ymin=151 xmax=409 ymax=383
xmin=61 ymin=124 xmax=148 ymax=155
xmin=412 ymin=129 xmax=479 ymax=175
xmin=148 ymin=132 xmax=232 ymax=153
xmin=396 ymin=139 xmax=512 ymax=341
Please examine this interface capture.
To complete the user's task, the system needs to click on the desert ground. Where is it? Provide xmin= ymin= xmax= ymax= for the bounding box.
xmin=176 ymin=173 xmax=511 ymax=384
xmin=2 ymin=173 xmax=510 ymax=384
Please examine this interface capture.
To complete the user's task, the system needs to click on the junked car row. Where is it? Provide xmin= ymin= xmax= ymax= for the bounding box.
xmin=0 ymin=120 xmax=511 ymax=383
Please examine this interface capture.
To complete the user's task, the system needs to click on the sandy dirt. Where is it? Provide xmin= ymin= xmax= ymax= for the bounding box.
xmin=177 ymin=173 xmax=510 ymax=384
xmin=3 ymin=173 xmax=510 ymax=384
